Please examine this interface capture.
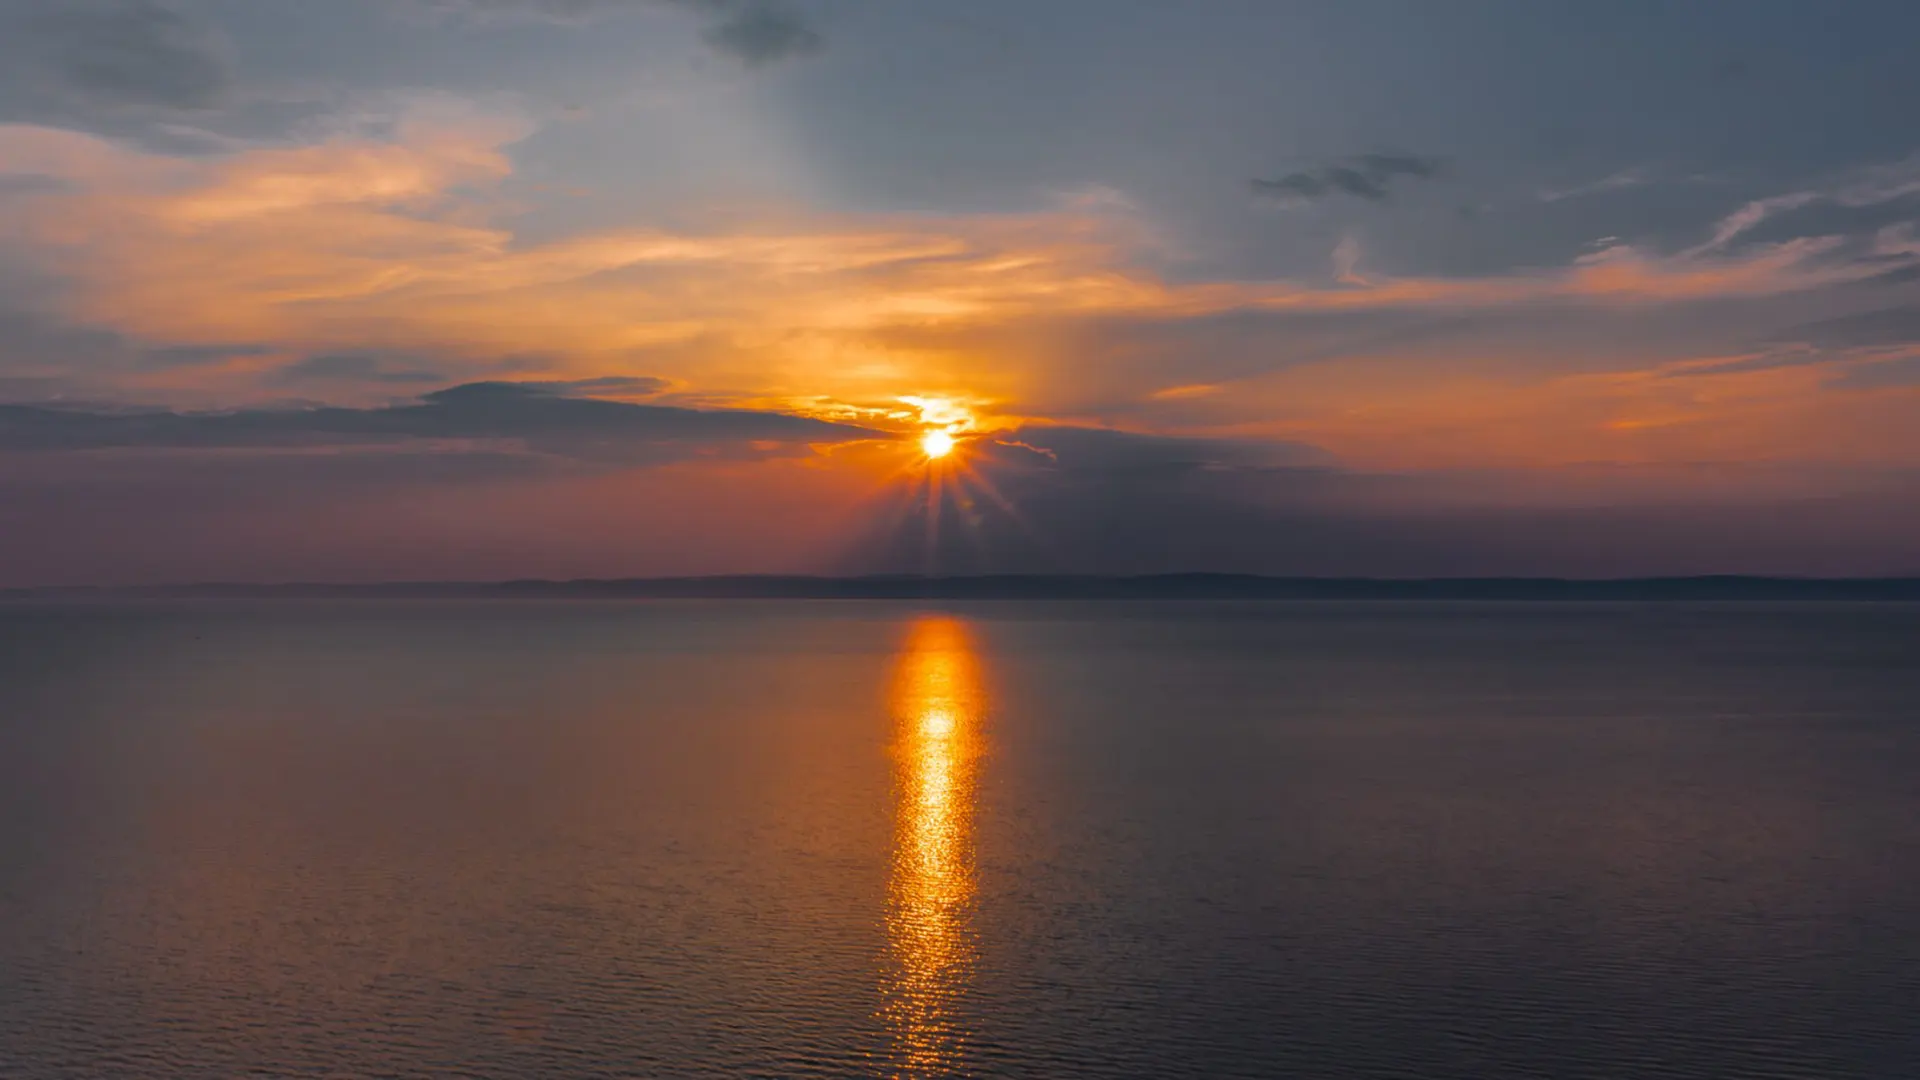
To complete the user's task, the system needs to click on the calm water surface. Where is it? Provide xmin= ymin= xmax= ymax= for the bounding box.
xmin=1 ymin=601 xmax=1917 ymax=1078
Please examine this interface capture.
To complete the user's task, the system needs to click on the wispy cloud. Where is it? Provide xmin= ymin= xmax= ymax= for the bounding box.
xmin=1688 ymin=158 xmax=1920 ymax=260
xmin=0 ymin=115 xmax=1860 ymax=375
xmin=1538 ymin=167 xmax=1650 ymax=203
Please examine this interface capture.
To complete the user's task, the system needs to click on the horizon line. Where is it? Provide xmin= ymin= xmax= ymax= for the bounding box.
xmin=7 ymin=573 xmax=1920 ymax=601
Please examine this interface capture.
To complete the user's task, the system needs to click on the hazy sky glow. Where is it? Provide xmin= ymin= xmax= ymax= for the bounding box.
xmin=4 ymin=0 xmax=1920 ymax=583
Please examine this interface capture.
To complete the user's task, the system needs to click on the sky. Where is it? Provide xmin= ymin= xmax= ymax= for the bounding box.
xmin=3 ymin=0 xmax=1920 ymax=584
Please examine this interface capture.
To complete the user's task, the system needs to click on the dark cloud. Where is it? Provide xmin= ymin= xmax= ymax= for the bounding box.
xmin=1829 ymin=354 xmax=1920 ymax=390
xmin=1869 ymin=263 xmax=1920 ymax=285
xmin=1769 ymin=305 xmax=1920 ymax=350
xmin=406 ymin=0 xmax=823 ymax=65
xmin=14 ymin=0 xmax=232 ymax=113
xmin=852 ymin=466 xmax=1388 ymax=578
xmin=848 ymin=427 xmax=1378 ymax=575
xmin=0 ymin=380 xmax=875 ymax=463
xmin=702 ymin=2 xmax=821 ymax=66
xmin=1253 ymin=153 xmax=1444 ymax=204
xmin=845 ymin=446 xmax=1920 ymax=579
xmin=0 ymin=304 xmax=129 ymax=378
xmin=410 ymin=0 xmax=619 ymax=18
xmin=0 ymin=300 xmax=264 ymax=381
xmin=982 ymin=425 xmax=1333 ymax=473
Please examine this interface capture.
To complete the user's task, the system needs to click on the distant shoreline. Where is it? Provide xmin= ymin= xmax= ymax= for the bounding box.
xmin=6 ymin=574 xmax=1920 ymax=601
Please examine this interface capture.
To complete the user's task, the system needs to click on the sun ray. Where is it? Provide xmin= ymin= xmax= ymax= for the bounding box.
xmin=956 ymin=457 xmax=1053 ymax=559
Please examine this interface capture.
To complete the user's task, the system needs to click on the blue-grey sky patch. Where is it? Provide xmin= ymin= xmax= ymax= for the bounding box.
xmin=397 ymin=0 xmax=823 ymax=66
xmin=18 ymin=0 xmax=233 ymax=113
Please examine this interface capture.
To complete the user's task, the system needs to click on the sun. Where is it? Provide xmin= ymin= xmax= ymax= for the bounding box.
xmin=921 ymin=429 xmax=956 ymax=459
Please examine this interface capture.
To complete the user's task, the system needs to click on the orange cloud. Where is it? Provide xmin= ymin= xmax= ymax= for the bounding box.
xmin=0 ymin=104 xmax=1911 ymax=473
xmin=1255 ymin=350 xmax=1920 ymax=471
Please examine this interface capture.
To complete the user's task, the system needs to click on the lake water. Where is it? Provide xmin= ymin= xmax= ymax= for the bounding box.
xmin=2 ymin=601 xmax=1917 ymax=1078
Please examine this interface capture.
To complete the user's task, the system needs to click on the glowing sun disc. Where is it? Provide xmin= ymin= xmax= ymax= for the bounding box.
xmin=921 ymin=430 xmax=956 ymax=459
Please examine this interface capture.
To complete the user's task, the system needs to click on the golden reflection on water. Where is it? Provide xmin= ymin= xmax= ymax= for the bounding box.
xmin=883 ymin=615 xmax=986 ymax=1077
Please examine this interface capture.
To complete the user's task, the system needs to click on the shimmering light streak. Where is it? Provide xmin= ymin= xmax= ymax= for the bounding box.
xmin=881 ymin=616 xmax=986 ymax=1076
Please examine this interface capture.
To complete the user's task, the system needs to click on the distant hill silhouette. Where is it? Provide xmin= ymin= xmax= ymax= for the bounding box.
xmin=7 ymin=575 xmax=1920 ymax=601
